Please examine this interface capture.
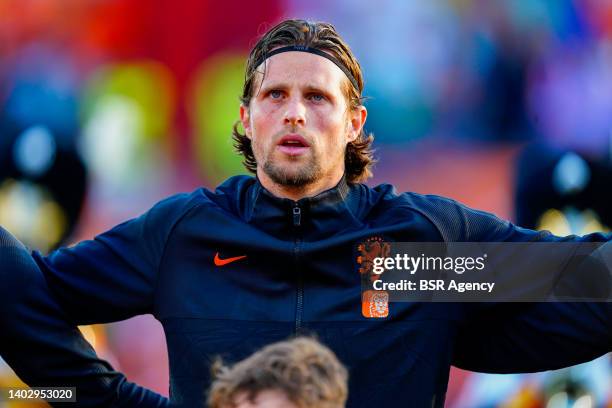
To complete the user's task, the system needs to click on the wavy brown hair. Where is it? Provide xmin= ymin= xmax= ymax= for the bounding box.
xmin=232 ymin=19 xmax=375 ymax=183
xmin=207 ymin=337 xmax=348 ymax=408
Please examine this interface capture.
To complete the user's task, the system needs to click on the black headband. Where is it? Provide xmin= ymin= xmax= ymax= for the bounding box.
xmin=253 ymin=45 xmax=360 ymax=91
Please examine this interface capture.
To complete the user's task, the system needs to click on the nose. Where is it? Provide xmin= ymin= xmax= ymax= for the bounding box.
xmin=283 ymin=97 xmax=306 ymax=127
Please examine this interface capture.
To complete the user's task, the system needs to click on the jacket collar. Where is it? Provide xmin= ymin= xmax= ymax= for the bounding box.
xmin=243 ymin=174 xmax=364 ymax=240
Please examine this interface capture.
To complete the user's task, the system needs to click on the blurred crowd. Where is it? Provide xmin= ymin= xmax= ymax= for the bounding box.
xmin=1 ymin=0 xmax=611 ymax=407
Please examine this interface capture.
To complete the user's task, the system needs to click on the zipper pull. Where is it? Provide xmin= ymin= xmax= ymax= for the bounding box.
xmin=292 ymin=204 xmax=301 ymax=227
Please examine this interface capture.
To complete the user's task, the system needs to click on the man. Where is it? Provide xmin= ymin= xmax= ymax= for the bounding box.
xmin=0 ymin=19 xmax=610 ymax=407
xmin=207 ymin=336 xmax=347 ymax=408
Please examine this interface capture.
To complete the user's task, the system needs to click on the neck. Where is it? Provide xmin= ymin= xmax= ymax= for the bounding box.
xmin=257 ymin=168 xmax=345 ymax=201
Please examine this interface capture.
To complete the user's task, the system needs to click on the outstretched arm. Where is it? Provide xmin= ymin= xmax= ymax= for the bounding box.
xmin=452 ymin=301 xmax=611 ymax=373
xmin=0 ymin=226 xmax=169 ymax=407
xmin=428 ymin=195 xmax=612 ymax=371
xmin=0 ymin=191 xmax=199 ymax=406
xmin=406 ymin=193 xmax=611 ymax=371
xmin=32 ymin=193 xmax=197 ymax=325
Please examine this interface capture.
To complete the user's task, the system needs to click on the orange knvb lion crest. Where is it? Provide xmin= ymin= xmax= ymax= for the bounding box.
xmin=357 ymin=237 xmax=392 ymax=318
xmin=362 ymin=290 xmax=389 ymax=318
xmin=357 ymin=236 xmax=391 ymax=279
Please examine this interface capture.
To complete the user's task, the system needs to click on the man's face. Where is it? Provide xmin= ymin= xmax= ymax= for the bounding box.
xmin=240 ymin=51 xmax=366 ymax=192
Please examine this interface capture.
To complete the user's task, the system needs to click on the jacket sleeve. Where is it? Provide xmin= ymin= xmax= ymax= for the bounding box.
xmin=1 ymin=226 xmax=169 ymax=407
xmin=407 ymin=193 xmax=612 ymax=372
xmin=452 ymin=301 xmax=611 ymax=373
xmin=1 ymin=192 xmax=197 ymax=406
xmin=32 ymin=192 xmax=196 ymax=324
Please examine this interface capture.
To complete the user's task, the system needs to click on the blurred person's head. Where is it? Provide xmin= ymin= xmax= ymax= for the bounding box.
xmin=234 ymin=19 xmax=374 ymax=200
xmin=207 ymin=337 xmax=348 ymax=408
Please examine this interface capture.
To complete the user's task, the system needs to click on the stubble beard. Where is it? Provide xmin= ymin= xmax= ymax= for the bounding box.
xmin=262 ymin=151 xmax=322 ymax=187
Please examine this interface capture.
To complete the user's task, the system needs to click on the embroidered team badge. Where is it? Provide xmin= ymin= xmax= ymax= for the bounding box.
xmin=357 ymin=236 xmax=391 ymax=280
xmin=362 ymin=290 xmax=389 ymax=318
xmin=358 ymin=236 xmax=391 ymax=318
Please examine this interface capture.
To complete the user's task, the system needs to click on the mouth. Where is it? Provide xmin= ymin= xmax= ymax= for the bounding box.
xmin=277 ymin=134 xmax=310 ymax=156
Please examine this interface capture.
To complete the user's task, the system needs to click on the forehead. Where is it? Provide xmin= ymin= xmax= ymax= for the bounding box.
xmin=254 ymin=51 xmax=347 ymax=93
xmin=233 ymin=390 xmax=296 ymax=408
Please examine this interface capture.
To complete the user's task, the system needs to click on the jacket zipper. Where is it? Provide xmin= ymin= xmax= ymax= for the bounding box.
xmin=292 ymin=202 xmax=303 ymax=334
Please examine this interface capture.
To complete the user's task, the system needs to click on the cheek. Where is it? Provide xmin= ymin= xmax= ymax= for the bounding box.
xmin=321 ymin=117 xmax=350 ymax=152
xmin=251 ymin=105 xmax=281 ymax=139
xmin=250 ymin=111 xmax=271 ymax=139
xmin=249 ymin=114 xmax=276 ymax=160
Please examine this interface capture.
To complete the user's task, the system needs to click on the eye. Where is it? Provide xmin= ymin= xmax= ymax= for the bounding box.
xmin=269 ymin=90 xmax=283 ymax=99
xmin=308 ymin=93 xmax=325 ymax=102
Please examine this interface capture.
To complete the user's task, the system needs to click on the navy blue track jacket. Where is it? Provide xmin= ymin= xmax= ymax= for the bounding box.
xmin=2 ymin=175 xmax=611 ymax=407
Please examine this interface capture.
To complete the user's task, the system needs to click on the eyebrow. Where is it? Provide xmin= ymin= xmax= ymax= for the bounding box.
xmin=258 ymin=83 xmax=335 ymax=97
xmin=259 ymin=82 xmax=335 ymax=101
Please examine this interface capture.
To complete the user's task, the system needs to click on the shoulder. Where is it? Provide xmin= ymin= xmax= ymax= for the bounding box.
xmin=147 ymin=175 xmax=257 ymax=227
xmin=155 ymin=175 xmax=255 ymax=213
xmin=361 ymin=182 xmax=465 ymax=218
xmin=364 ymin=183 xmax=511 ymax=241
xmin=147 ymin=189 xmax=207 ymax=221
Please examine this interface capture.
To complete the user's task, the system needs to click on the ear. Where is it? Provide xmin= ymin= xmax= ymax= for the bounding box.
xmin=347 ymin=105 xmax=367 ymax=143
xmin=239 ymin=104 xmax=252 ymax=139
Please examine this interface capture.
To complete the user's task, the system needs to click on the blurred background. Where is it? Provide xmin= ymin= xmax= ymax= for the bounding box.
xmin=1 ymin=0 xmax=611 ymax=406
